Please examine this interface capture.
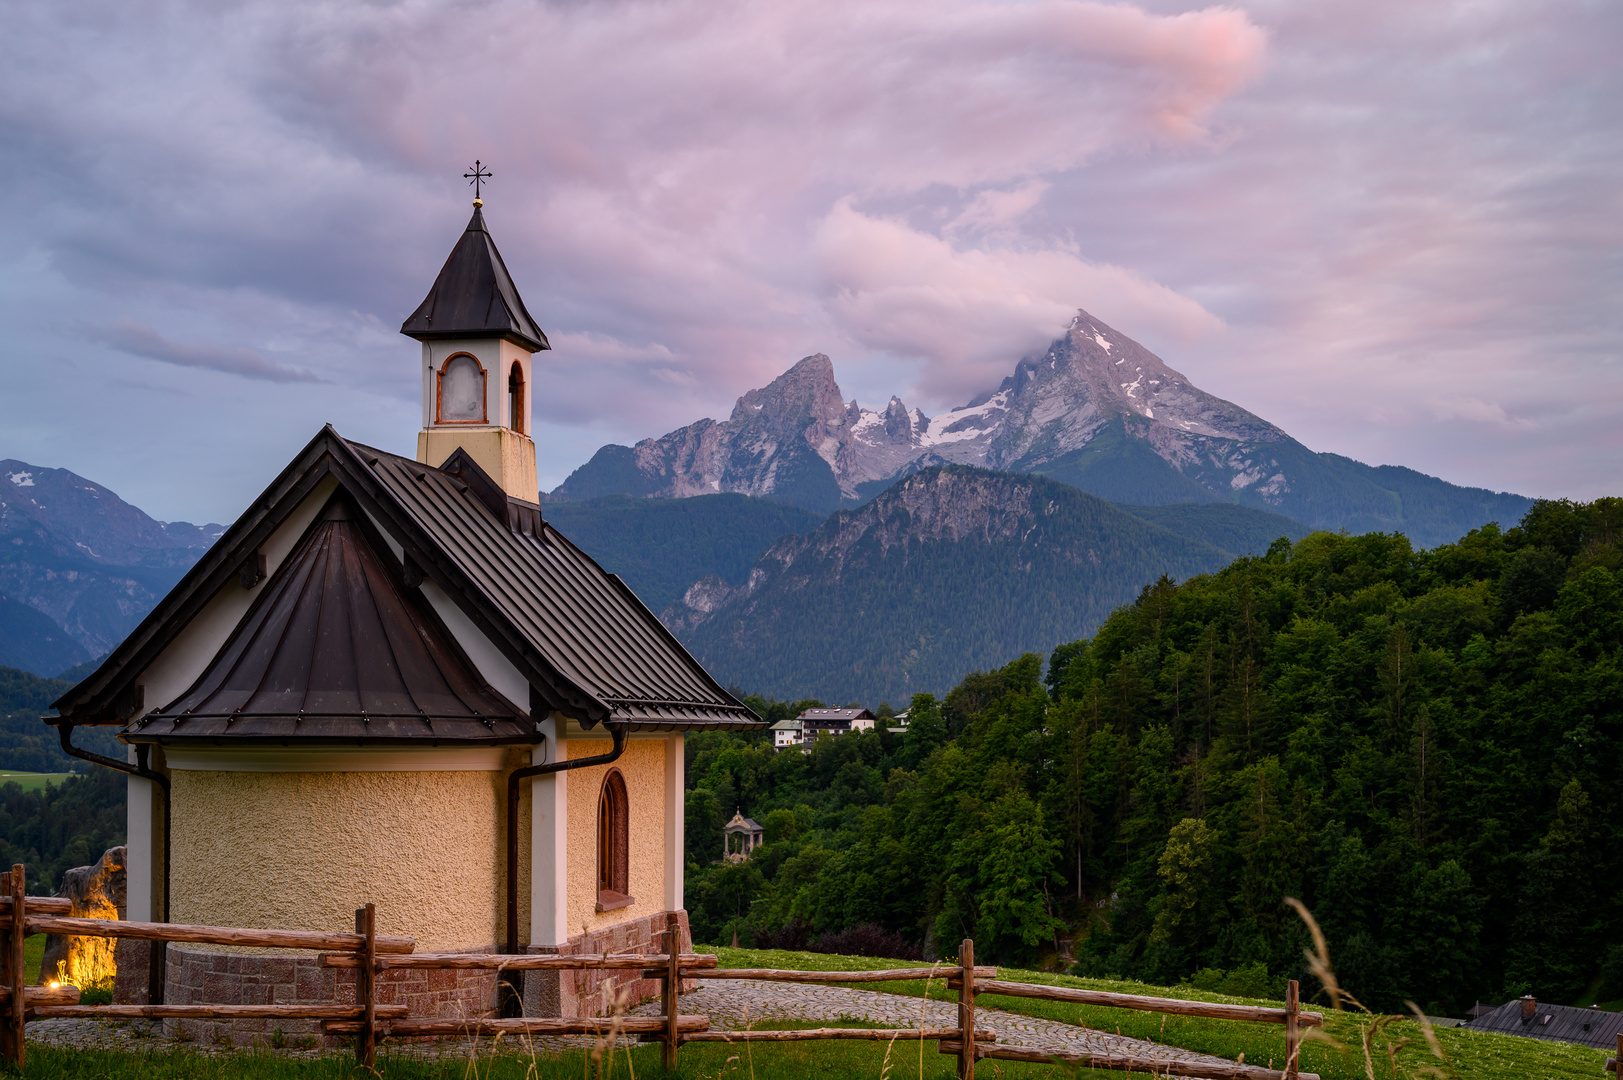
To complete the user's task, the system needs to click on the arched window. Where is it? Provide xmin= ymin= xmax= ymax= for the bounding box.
xmin=507 ymin=362 xmax=525 ymax=434
xmin=437 ymin=354 xmax=486 ymax=423
xmin=596 ymin=769 xmax=631 ymax=910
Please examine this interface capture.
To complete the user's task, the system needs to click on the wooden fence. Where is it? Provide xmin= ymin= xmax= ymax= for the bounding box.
xmin=2 ymin=864 xmax=1326 ymax=1078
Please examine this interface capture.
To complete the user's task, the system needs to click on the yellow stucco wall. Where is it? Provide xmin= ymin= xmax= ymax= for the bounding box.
xmin=170 ymin=763 xmax=521 ymax=952
xmin=417 ymin=427 xmax=539 ymax=502
xmin=566 ymin=737 xmax=667 ymax=935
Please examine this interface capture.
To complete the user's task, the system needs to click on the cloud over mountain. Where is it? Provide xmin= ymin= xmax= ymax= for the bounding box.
xmin=0 ymin=0 xmax=1617 ymax=523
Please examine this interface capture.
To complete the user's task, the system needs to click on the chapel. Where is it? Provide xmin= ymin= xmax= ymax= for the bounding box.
xmin=47 ymin=194 xmax=760 ymax=1038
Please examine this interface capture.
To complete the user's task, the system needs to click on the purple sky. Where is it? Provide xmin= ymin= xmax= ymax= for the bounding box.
xmin=2 ymin=0 xmax=1618 ymax=524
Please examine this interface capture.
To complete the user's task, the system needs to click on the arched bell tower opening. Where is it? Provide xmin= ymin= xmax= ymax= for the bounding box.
xmin=400 ymin=199 xmax=549 ymax=501
xmin=437 ymin=354 xmax=487 ymax=424
xmin=508 ymin=362 xmax=525 ymax=435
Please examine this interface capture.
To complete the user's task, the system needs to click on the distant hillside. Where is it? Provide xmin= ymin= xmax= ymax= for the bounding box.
xmin=0 ymin=595 xmax=88 ymax=677
xmin=1116 ymin=502 xmax=1309 ymax=557
xmin=0 ymin=666 xmax=122 ymax=772
xmin=0 ymin=460 xmax=222 ymax=675
xmin=545 ymin=494 xmax=826 ymax=614
xmin=665 ymin=466 xmax=1266 ymax=704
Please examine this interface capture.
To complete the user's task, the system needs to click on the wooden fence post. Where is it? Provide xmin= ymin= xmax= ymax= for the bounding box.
xmin=0 ymin=869 xmax=14 ymax=1067
xmin=663 ymin=912 xmax=681 ymax=1070
xmin=957 ymin=938 xmax=976 ymax=1080
xmin=1284 ymin=979 xmax=1300 ymax=1079
xmin=355 ymin=904 xmax=376 ymax=1069
xmin=8 ymin=865 xmax=24 ymax=1070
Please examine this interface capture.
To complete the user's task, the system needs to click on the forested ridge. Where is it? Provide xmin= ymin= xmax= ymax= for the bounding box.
xmin=683 ymin=498 xmax=1623 ymax=1015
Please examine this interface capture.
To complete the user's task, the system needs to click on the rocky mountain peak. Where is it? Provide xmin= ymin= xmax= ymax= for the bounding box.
xmin=554 ymin=309 xmax=1530 ymax=544
xmin=729 ymin=353 xmax=846 ymax=432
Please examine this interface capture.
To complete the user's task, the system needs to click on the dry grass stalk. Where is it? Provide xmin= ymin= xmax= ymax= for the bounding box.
xmin=1285 ymin=897 xmax=1458 ymax=1080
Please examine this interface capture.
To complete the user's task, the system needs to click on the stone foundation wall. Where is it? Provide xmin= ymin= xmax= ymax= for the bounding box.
xmin=118 ymin=909 xmax=692 ymax=1045
xmin=161 ymin=945 xmax=499 ymax=1047
xmin=525 ymin=909 xmax=692 ymax=1018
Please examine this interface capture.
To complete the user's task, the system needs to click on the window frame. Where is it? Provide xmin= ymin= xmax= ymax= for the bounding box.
xmin=596 ymin=768 xmax=632 ymax=911
xmin=435 ymin=352 xmax=488 ymax=425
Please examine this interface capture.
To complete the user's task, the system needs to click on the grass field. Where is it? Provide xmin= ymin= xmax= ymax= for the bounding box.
xmin=699 ymin=945 xmax=1611 ymax=1080
xmin=0 ymin=772 xmax=73 ymax=794
xmin=22 ymin=1031 xmax=1050 ymax=1080
xmin=24 ymin=933 xmax=45 ymax=983
xmin=13 ymin=945 xmax=1612 ymax=1079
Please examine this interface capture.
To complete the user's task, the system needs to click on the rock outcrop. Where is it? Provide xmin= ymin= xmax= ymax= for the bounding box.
xmin=39 ymin=845 xmax=125 ymax=988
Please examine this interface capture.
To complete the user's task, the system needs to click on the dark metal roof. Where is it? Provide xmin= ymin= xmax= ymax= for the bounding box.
xmin=400 ymin=207 xmax=549 ymax=352
xmin=349 ymin=438 xmax=758 ymax=731
xmin=50 ymin=426 xmax=760 ymax=734
xmin=128 ymin=498 xmax=530 ymax=745
xmin=797 ymin=707 xmax=872 ymax=726
xmin=1463 ymin=999 xmax=1623 ymax=1050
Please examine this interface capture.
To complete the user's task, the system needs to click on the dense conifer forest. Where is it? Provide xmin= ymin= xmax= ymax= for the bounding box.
xmin=683 ymin=498 xmax=1623 ymax=1015
xmin=0 ymin=668 xmax=130 ymax=892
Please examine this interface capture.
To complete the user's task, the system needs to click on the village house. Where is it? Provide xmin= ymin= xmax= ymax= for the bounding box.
xmin=769 ymin=707 xmax=877 ymax=752
xmin=45 ymin=198 xmax=761 ymax=1040
xmin=769 ymin=717 xmax=803 ymax=750
xmin=798 ymin=707 xmax=874 ymax=746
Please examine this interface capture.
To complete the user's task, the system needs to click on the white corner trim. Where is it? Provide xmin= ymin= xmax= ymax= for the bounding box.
xmin=164 ymin=746 xmax=515 ymax=773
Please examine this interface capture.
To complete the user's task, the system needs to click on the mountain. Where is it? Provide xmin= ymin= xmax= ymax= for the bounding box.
xmin=552 ymin=354 xmax=914 ymax=513
xmin=0 ymin=460 xmax=223 ymax=676
xmin=662 ymin=465 xmax=1279 ymax=704
xmin=541 ymin=494 xmax=826 ymax=614
xmin=553 ymin=312 xmax=1533 ymax=547
xmin=0 ymin=595 xmax=88 ymax=677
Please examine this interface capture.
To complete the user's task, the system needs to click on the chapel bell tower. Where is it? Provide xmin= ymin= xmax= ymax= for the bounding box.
xmin=401 ymin=191 xmax=549 ymax=501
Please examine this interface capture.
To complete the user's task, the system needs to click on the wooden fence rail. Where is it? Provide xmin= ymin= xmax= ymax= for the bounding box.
xmin=956 ymin=977 xmax=1326 ymax=1027
xmin=24 ymin=914 xmax=415 ymax=954
xmin=1 ymin=860 xmax=1321 ymax=1079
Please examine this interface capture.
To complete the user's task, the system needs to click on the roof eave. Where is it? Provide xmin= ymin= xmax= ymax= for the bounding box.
xmin=400 ymin=327 xmax=550 ymax=353
xmin=50 ymin=427 xmax=350 ymax=724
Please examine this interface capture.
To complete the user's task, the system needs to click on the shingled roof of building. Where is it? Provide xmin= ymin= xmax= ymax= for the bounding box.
xmin=51 ymin=426 xmax=760 ymax=734
xmin=1462 ymin=998 xmax=1623 ymax=1050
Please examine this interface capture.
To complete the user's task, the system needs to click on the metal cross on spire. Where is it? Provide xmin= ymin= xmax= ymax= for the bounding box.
xmin=463 ymin=160 xmax=492 ymax=204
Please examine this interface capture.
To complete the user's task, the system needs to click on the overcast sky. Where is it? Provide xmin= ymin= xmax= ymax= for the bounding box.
xmin=1 ymin=0 xmax=1617 ymax=524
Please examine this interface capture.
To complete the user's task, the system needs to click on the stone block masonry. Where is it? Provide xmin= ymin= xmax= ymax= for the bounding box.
xmin=150 ymin=909 xmax=691 ymax=1045
xmin=163 ymin=945 xmax=498 ymax=1047
xmin=524 ymin=909 xmax=692 ymax=1018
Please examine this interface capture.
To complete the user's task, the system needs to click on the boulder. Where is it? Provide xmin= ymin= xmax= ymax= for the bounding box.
xmin=38 ymin=845 xmax=125 ymax=987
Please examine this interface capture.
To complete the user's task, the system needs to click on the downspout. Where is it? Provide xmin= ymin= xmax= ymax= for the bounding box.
xmin=55 ymin=720 xmax=171 ymax=1003
xmin=502 ymin=722 xmax=626 ymax=1014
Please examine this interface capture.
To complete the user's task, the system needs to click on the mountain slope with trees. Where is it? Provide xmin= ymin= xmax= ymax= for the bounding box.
xmin=681 ymin=497 xmax=1623 ymax=1015
xmin=667 ymin=467 xmax=1231 ymax=703
xmin=666 ymin=466 xmax=1306 ymax=704
xmin=543 ymin=493 xmax=826 ymax=613
xmin=0 ymin=460 xmax=222 ymax=675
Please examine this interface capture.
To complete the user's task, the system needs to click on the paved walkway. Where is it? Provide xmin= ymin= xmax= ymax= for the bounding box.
xmin=646 ymin=979 xmax=1238 ymax=1072
xmin=27 ymin=979 xmax=1240 ymax=1074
